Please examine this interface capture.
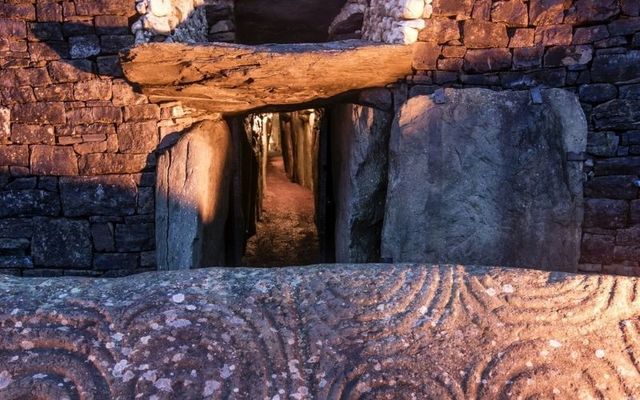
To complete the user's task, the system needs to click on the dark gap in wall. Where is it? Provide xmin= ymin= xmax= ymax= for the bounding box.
xmin=236 ymin=109 xmax=333 ymax=267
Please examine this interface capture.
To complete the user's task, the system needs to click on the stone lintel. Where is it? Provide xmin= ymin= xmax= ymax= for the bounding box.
xmin=120 ymin=40 xmax=414 ymax=115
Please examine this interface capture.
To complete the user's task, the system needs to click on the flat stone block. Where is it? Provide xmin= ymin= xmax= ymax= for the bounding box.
xmin=382 ymin=88 xmax=587 ymax=271
xmin=1 ymin=264 xmax=640 ymax=398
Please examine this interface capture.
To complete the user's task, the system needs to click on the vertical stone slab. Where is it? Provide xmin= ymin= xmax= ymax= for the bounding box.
xmin=156 ymin=118 xmax=231 ymax=270
xmin=330 ymin=104 xmax=391 ymax=263
xmin=382 ymin=88 xmax=587 ymax=271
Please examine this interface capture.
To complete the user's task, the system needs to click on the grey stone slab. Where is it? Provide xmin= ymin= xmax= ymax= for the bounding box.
xmin=156 ymin=119 xmax=232 ymax=270
xmin=382 ymin=88 xmax=587 ymax=272
xmin=330 ymin=104 xmax=391 ymax=263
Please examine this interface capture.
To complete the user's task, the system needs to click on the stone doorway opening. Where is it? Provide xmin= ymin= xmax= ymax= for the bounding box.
xmin=241 ymin=110 xmax=327 ymax=267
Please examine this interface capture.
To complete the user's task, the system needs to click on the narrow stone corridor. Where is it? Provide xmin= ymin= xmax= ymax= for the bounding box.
xmin=242 ymin=155 xmax=320 ymax=267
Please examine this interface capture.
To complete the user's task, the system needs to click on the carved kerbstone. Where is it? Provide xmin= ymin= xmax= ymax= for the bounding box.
xmin=120 ymin=40 xmax=413 ymax=114
xmin=1 ymin=264 xmax=640 ymax=398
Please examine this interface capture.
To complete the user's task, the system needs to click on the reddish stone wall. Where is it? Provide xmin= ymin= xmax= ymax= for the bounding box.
xmin=0 ymin=0 xmax=199 ymax=276
xmin=1 ymin=0 xmax=639 ymax=276
xmin=410 ymin=0 xmax=640 ymax=275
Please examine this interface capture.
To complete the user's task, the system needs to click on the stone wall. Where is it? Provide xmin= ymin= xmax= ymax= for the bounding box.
xmin=1 ymin=0 xmax=640 ymax=276
xmin=0 ymin=0 xmax=203 ymax=276
xmin=401 ymin=0 xmax=640 ymax=275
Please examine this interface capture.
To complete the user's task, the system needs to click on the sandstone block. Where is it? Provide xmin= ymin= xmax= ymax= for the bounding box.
xmin=544 ymin=45 xmax=593 ymax=67
xmin=622 ymin=0 xmax=640 ymax=16
xmin=79 ymin=153 xmax=149 ymax=175
xmin=69 ymin=35 xmax=100 ymax=59
xmin=36 ymin=2 xmax=62 ymax=22
xmin=12 ymin=102 xmax=65 ymax=125
xmin=123 ymin=105 xmax=160 ymax=122
xmin=93 ymin=253 xmax=138 ymax=270
xmin=529 ymin=0 xmax=565 ymax=25
xmin=491 ymin=0 xmax=528 ymax=27
xmin=573 ymin=26 xmax=610 ymax=44
xmin=48 ymin=60 xmax=94 ymax=83
xmin=412 ymin=42 xmax=441 ymax=70
xmin=115 ymin=223 xmax=154 ymax=252
xmin=418 ymin=17 xmax=460 ymax=43
xmin=0 ymin=190 xmax=60 ymax=217
xmin=28 ymin=22 xmax=63 ymax=41
xmin=509 ymin=28 xmax=535 ymax=47
xmin=584 ymin=199 xmax=629 ymax=229
xmin=594 ymin=156 xmax=640 ymax=175
xmin=587 ymin=131 xmax=620 ymax=157
xmin=534 ymin=25 xmax=573 ymax=46
xmin=432 ymin=0 xmax=474 ymax=17
xmin=90 ymin=223 xmax=115 ymax=252
xmin=464 ymin=48 xmax=512 ymax=72
xmin=581 ymin=233 xmax=615 ymax=264
xmin=592 ymin=100 xmax=640 ymax=130
xmin=463 ymin=20 xmax=509 ymax=48
xmin=0 ymin=18 xmax=26 ymax=38
xmin=585 ymin=175 xmax=637 ymax=199
xmin=579 ymin=84 xmax=617 ymax=103
xmin=95 ymin=15 xmax=130 ymax=35
xmin=10 ymin=124 xmax=56 ymax=145
xmin=591 ymin=51 xmax=640 ymax=83
xmin=565 ymin=0 xmax=620 ymax=24
xmin=512 ymin=46 xmax=544 ymax=70
xmin=0 ymin=218 xmax=33 ymax=238
xmin=100 ymin=35 xmax=134 ymax=54
xmin=30 ymin=146 xmax=78 ymax=176
xmin=33 ymin=83 xmax=74 ymax=102
xmin=73 ymin=79 xmax=112 ymax=101
xmin=0 ymin=146 xmax=28 ymax=167
xmin=117 ymin=121 xmax=158 ymax=153
xmin=32 ymin=218 xmax=91 ymax=268
xmin=60 ymin=175 xmax=137 ymax=217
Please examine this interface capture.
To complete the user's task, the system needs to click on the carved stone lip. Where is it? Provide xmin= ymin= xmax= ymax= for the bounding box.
xmin=1 ymin=264 xmax=640 ymax=398
xmin=120 ymin=40 xmax=414 ymax=114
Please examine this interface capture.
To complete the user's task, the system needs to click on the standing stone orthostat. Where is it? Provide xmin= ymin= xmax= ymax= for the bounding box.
xmin=382 ymin=88 xmax=587 ymax=271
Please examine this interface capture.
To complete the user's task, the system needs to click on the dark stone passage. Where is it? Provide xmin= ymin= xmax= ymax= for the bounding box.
xmin=242 ymin=155 xmax=320 ymax=267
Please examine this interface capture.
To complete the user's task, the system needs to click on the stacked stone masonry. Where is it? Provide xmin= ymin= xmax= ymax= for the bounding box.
xmin=0 ymin=0 xmax=640 ymax=276
xmin=406 ymin=0 xmax=640 ymax=275
xmin=0 ymin=0 xmax=203 ymax=276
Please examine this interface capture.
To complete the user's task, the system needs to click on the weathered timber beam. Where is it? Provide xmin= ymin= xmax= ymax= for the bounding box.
xmin=1 ymin=264 xmax=640 ymax=398
xmin=120 ymin=40 xmax=413 ymax=114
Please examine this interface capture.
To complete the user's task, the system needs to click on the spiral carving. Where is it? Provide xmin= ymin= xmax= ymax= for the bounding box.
xmin=1 ymin=264 xmax=640 ymax=398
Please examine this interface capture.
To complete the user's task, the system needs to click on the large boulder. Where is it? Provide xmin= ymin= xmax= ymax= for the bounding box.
xmin=382 ymin=88 xmax=587 ymax=272
xmin=0 ymin=264 xmax=639 ymax=398
xmin=156 ymin=118 xmax=232 ymax=270
xmin=330 ymin=103 xmax=391 ymax=262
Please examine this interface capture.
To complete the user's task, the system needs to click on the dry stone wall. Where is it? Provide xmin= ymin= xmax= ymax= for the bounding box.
xmin=0 ymin=0 xmax=639 ymax=276
xmin=401 ymin=0 xmax=640 ymax=275
xmin=0 ymin=0 xmax=204 ymax=276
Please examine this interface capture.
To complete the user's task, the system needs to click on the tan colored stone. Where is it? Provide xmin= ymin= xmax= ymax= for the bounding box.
xmin=121 ymin=41 xmax=414 ymax=114
xmin=30 ymin=145 xmax=78 ymax=176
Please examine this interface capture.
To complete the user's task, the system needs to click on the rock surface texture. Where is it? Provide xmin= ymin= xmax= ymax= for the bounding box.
xmin=120 ymin=41 xmax=413 ymax=114
xmin=331 ymin=104 xmax=392 ymax=263
xmin=383 ymin=88 xmax=587 ymax=271
xmin=156 ymin=118 xmax=231 ymax=270
xmin=1 ymin=264 xmax=640 ymax=398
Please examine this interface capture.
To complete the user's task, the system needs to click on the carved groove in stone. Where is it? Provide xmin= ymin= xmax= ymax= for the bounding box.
xmin=1 ymin=264 xmax=640 ymax=398
xmin=120 ymin=40 xmax=414 ymax=114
